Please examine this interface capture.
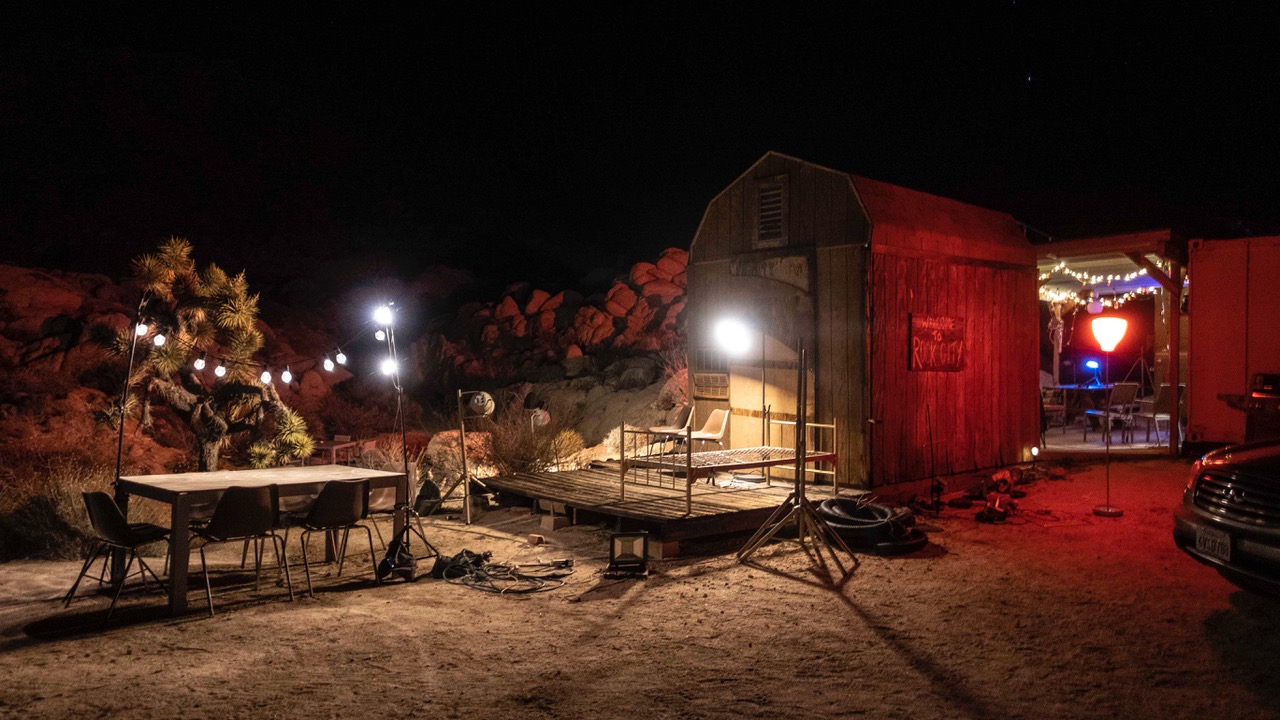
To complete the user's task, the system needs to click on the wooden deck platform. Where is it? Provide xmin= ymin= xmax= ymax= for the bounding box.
xmin=481 ymin=462 xmax=837 ymax=557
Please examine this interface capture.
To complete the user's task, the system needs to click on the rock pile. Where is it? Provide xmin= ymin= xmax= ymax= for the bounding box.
xmin=436 ymin=248 xmax=687 ymax=380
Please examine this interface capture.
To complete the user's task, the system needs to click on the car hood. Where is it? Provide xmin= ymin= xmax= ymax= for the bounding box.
xmin=1203 ymin=439 xmax=1280 ymax=476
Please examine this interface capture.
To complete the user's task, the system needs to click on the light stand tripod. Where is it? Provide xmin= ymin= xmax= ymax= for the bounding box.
xmin=1121 ymin=336 xmax=1155 ymax=396
xmin=737 ymin=347 xmax=856 ymax=579
xmin=378 ymin=304 xmax=438 ymax=557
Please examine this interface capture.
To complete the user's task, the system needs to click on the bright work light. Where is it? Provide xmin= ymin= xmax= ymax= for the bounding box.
xmin=713 ymin=318 xmax=752 ymax=357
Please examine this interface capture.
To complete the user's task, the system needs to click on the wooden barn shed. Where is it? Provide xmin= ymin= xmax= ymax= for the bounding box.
xmin=687 ymin=152 xmax=1040 ymax=489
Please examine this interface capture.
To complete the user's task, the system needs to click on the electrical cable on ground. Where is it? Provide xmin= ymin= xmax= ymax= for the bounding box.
xmin=436 ymin=550 xmax=575 ymax=595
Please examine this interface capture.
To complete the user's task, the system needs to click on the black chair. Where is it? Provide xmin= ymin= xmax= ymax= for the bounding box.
xmin=63 ymin=492 xmax=170 ymax=622
xmin=190 ymin=485 xmax=293 ymax=616
xmin=288 ymin=480 xmax=380 ymax=596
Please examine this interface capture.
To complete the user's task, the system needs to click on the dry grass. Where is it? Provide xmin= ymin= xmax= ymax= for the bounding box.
xmin=0 ymin=456 xmax=155 ymax=560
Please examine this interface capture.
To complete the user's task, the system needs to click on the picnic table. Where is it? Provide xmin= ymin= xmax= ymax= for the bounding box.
xmin=116 ymin=465 xmax=406 ymax=615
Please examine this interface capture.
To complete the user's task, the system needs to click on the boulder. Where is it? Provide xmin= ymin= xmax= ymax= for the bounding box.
xmin=639 ymin=279 xmax=683 ymax=304
xmin=495 ymin=295 xmax=521 ymax=320
xmin=525 ymin=289 xmax=551 ymax=315
xmin=657 ymin=248 xmax=688 ymax=277
xmin=603 ymin=357 xmax=659 ymax=390
xmin=604 ymin=282 xmax=638 ymax=317
xmin=629 ymin=262 xmax=660 ymax=286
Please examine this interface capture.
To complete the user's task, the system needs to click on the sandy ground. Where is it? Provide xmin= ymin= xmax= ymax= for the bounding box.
xmin=2 ymin=456 xmax=1279 ymax=720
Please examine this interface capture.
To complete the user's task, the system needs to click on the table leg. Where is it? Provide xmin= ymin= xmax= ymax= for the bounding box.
xmin=324 ymin=529 xmax=338 ymax=562
xmin=394 ymin=476 xmax=406 ymax=539
xmin=168 ymin=495 xmax=191 ymax=615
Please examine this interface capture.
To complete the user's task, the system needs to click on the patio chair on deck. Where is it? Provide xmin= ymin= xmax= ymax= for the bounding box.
xmin=190 ymin=485 xmax=293 ymax=616
xmin=286 ymin=480 xmax=379 ymax=596
xmin=1083 ymin=382 xmax=1139 ymax=444
xmin=689 ymin=408 xmax=729 ymax=451
xmin=63 ymin=492 xmax=170 ymax=622
xmin=649 ymin=405 xmax=692 ymax=437
xmin=1133 ymin=384 xmax=1184 ymax=443
xmin=1040 ymin=388 xmax=1066 ymax=443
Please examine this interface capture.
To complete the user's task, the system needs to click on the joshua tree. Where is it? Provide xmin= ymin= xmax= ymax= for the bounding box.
xmin=98 ymin=237 xmax=313 ymax=471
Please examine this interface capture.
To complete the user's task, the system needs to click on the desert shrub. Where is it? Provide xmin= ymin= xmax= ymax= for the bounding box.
xmin=657 ymin=342 xmax=688 ymax=408
xmin=488 ymin=387 xmax=586 ymax=475
xmin=0 ymin=455 xmax=166 ymax=560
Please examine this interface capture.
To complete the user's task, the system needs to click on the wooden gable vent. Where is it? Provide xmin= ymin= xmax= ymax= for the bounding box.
xmin=754 ymin=175 xmax=788 ymax=249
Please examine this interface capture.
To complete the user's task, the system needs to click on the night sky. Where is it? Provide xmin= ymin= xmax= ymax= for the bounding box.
xmin=3 ymin=3 xmax=1278 ymax=298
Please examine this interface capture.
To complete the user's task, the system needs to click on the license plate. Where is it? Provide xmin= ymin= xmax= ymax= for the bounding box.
xmin=1196 ymin=526 xmax=1231 ymax=562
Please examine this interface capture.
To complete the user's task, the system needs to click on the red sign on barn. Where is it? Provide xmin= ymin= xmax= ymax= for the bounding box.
xmin=910 ymin=315 xmax=965 ymax=372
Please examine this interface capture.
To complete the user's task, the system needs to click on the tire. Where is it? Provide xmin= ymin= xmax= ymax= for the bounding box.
xmin=821 ymin=515 xmax=898 ymax=546
xmin=819 ymin=498 xmax=893 ymax=524
xmin=873 ymin=528 xmax=929 ymax=556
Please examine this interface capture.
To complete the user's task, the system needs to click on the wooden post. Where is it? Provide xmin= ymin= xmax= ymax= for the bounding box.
xmin=457 ymin=390 xmax=471 ymax=525
xmin=1167 ymin=261 xmax=1182 ymax=457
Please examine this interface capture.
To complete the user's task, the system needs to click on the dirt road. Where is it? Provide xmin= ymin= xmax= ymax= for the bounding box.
xmin=2 ymin=456 xmax=1278 ymax=719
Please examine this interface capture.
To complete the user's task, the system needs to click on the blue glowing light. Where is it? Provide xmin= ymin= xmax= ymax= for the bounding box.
xmin=1084 ymin=360 xmax=1100 ymax=370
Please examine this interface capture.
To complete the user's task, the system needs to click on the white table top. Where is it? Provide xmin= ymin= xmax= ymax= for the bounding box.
xmin=119 ymin=464 xmax=403 ymax=494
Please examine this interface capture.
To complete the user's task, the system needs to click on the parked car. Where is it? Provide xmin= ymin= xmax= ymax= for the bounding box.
xmin=1174 ymin=439 xmax=1280 ymax=594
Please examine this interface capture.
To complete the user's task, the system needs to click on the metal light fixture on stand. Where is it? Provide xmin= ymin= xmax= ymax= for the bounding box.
xmin=1091 ymin=315 xmax=1128 ymax=518
xmin=112 ymin=294 xmax=149 ymax=583
xmin=737 ymin=345 xmax=856 ymax=579
xmin=456 ymin=390 xmax=495 ymax=524
xmin=375 ymin=303 xmax=438 ymax=556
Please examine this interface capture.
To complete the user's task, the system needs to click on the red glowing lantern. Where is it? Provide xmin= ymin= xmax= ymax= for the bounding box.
xmin=1091 ymin=316 xmax=1128 ymax=352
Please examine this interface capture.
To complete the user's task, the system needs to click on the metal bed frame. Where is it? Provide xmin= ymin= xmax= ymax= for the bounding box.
xmin=618 ymin=423 xmax=837 ymax=515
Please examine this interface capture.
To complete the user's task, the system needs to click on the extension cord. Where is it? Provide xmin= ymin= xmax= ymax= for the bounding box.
xmin=520 ymin=558 xmax=573 ymax=569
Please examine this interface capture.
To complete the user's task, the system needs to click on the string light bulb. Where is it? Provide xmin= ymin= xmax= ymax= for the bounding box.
xmin=135 ymin=322 xmax=149 ymax=336
xmin=373 ymin=305 xmax=394 ymax=327
xmin=335 ymin=349 xmax=347 ymax=365
xmin=375 ymin=329 xmax=386 ymax=341
xmin=214 ymin=361 xmax=227 ymax=378
xmin=153 ymin=333 xmax=166 ymax=347
xmin=260 ymin=368 xmax=272 ymax=384
xmin=281 ymin=366 xmax=293 ymax=384
xmin=193 ymin=352 xmax=207 ymax=371
xmin=323 ymin=356 xmax=335 ymax=372
xmin=379 ymin=357 xmax=398 ymax=376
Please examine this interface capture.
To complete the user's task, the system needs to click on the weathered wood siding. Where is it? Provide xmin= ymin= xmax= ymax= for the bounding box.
xmin=868 ymin=251 xmax=1039 ymax=485
xmin=689 ymin=153 xmax=870 ymax=488
xmin=690 ymin=152 xmax=1038 ymax=490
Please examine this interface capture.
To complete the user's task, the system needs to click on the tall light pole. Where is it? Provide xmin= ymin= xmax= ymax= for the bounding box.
xmin=374 ymin=303 xmax=416 ymax=546
xmin=716 ymin=317 xmax=853 ymax=576
xmin=111 ymin=294 xmax=148 ymax=583
xmin=1091 ymin=315 xmax=1128 ymax=518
